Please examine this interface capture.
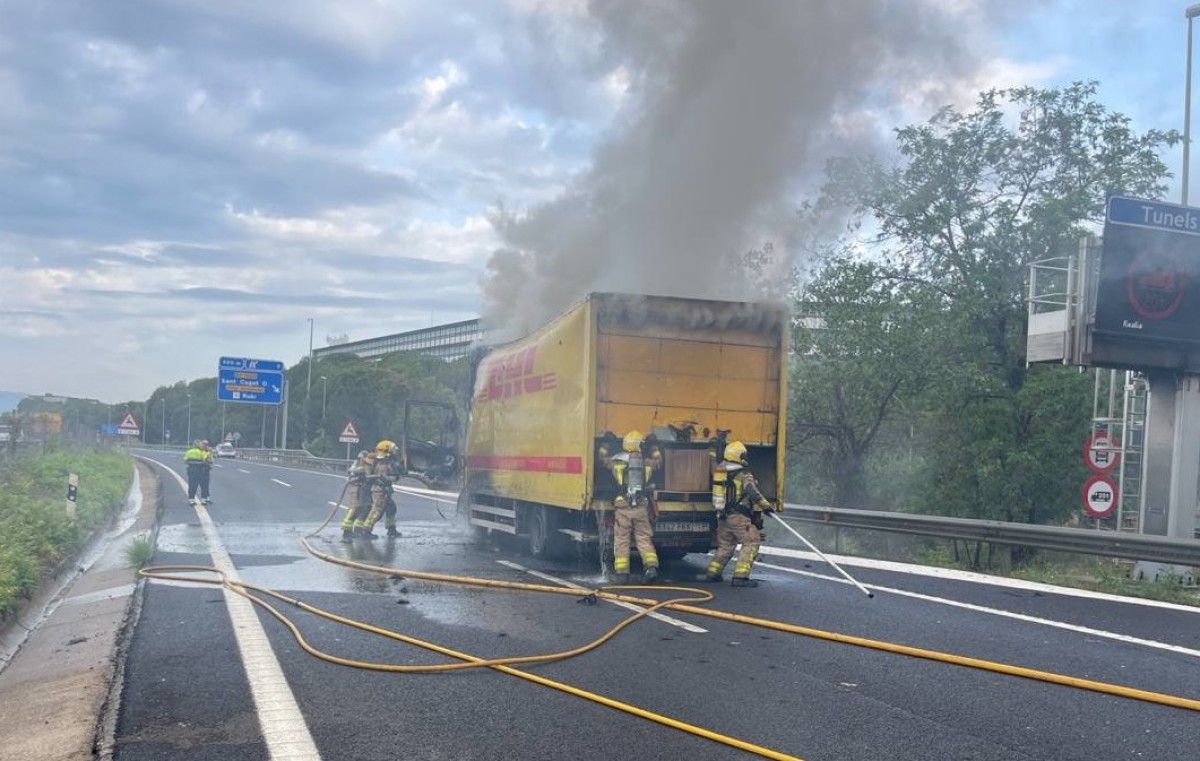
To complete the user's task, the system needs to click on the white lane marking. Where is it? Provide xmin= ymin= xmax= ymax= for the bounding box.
xmin=394 ymin=485 xmax=456 ymax=505
xmin=328 ymin=501 xmax=349 ymax=511
xmin=136 ymin=456 xmax=321 ymax=760
xmin=757 ymin=560 xmax=1200 ymax=659
xmin=495 ymin=560 xmax=707 ymax=634
xmin=271 ymin=478 xmax=292 ymax=488
xmin=759 ymin=545 xmax=1200 ymax=615
xmin=194 ymin=457 xmax=445 ymax=505
xmin=226 ymin=459 xmax=343 ymax=479
xmin=238 ymin=468 xmax=251 ymax=474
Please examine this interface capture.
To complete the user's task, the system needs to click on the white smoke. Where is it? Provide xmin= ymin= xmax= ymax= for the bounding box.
xmin=483 ymin=0 xmax=1008 ymax=337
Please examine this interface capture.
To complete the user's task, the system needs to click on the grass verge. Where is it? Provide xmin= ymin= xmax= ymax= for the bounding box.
xmin=914 ymin=543 xmax=1200 ymax=607
xmin=123 ymin=536 xmax=154 ymax=569
xmin=0 ymin=447 xmax=133 ymax=617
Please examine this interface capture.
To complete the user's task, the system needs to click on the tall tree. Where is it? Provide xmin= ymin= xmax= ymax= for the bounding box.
xmin=808 ymin=82 xmax=1178 ymax=525
xmin=791 ymin=257 xmax=948 ymax=507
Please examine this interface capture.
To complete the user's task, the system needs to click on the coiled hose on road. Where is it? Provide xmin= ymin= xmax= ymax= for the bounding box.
xmin=139 ymin=484 xmax=1200 ymax=761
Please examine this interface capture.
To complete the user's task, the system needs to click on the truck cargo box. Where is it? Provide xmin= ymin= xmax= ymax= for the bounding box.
xmin=464 ymin=292 xmax=786 ymax=562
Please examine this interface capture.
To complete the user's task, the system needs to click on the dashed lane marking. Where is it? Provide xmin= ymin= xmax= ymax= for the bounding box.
xmin=495 ymin=560 xmax=707 ymax=634
xmin=238 ymin=468 xmax=251 ymax=474
xmin=271 ymin=478 xmax=292 ymax=488
xmin=136 ymin=456 xmax=321 ymax=761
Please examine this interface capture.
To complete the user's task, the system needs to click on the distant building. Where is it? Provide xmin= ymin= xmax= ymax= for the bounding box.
xmin=313 ymin=319 xmax=483 ymax=362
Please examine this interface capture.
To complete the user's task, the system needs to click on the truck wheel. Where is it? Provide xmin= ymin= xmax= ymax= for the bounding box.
xmin=528 ymin=506 xmax=551 ymax=557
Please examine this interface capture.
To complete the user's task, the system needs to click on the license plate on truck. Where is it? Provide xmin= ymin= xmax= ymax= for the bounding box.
xmin=656 ymin=521 xmax=710 ymax=533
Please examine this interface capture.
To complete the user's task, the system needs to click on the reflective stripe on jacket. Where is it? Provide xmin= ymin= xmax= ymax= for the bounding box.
xmin=184 ymin=447 xmax=207 ymax=463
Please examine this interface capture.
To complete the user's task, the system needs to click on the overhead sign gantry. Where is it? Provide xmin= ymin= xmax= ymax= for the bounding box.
xmin=1027 ymin=195 xmax=1200 ymax=552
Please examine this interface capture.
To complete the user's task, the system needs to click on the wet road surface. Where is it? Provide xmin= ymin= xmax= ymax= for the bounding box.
xmin=114 ymin=451 xmax=1200 ymax=761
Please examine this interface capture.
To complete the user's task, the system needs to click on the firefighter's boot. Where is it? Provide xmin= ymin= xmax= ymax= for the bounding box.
xmin=386 ymin=526 xmax=402 ymax=538
xmin=642 ymin=566 xmax=658 ymax=584
xmin=731 ymin=577 xmax=759 ymax=588
xmin=341 ymin=528 xmax=353 ymax=543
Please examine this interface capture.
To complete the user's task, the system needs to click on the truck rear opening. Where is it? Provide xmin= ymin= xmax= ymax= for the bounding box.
xmin=463 ymin=293 xmax=787 ymax=565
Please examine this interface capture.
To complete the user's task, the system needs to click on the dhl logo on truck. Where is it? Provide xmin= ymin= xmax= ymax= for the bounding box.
xmin=475 ymin=346 xmax=557 ymax=402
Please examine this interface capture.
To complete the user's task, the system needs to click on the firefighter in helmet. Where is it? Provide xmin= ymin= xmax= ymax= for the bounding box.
xmin=705 ymin=441 xmax=779 ymax=587
xmin=599 ymin=430 xmax=661 ymax=583
xmin=341 ymin=449 xmax=373 ymax=541
xmin=361 ymin=440 xmax=402 ymax=538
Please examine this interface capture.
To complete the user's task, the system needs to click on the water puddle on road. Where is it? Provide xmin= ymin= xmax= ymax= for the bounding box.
xmin=155 ymin=521 xmax=567 ymax=637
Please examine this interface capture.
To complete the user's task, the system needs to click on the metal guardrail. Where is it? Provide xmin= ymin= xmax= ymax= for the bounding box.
xmin=132 ymin=444 xmax=351 ymax=473
xmin=781 ymin=504 xmax=1200 ymax=567
xmin=235 ymin=449 xmax=351 ymax=473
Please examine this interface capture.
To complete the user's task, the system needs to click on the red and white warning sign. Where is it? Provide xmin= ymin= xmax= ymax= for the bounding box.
xmin=117 ymin=412 xmax=140 ymax=436
xmin=338 ymin=421 xmax=360 ymax=444
xmin=1083 ymin=432 xmax=1120 ymax=474
xmin=1081 ymin=474 xmax=1118 ymax=519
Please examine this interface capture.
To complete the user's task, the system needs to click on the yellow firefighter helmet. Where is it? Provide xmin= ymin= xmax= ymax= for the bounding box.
xmin=724 ymin=441 xmax=748 ymax=465
xmin=375 ymin=439 xmax=398 ymax=456
xmin=622 ymin=430 xmax=645 ymax=453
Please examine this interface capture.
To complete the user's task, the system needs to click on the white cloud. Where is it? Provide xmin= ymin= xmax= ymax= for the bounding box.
xmin=227 ymin=205 xmax=385 ymax=241
xmin=418 ymin=61 xmax=467 ymax=111
xmin=0 ymin=0 xmax=1099 ymax=401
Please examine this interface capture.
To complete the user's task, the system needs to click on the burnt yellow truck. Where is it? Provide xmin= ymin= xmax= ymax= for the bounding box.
xmin=462 ymin=292 xmax=786 ymax=563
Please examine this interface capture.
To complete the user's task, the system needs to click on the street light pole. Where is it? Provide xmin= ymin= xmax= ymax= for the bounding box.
xmin=161 ymin=397 xmax=166 ymax=445
xmin=320 ymin=376 xmax=328 ymax=419
xmin=306 ymin=317 xmax=314 ymax=401
xmin=281 ymin=379 xmax=290 ymax=449
xmin=1185 ymin=5 xmax=1200 ymax=203
xmin=186 ymin=392 xmax=192 ymax=444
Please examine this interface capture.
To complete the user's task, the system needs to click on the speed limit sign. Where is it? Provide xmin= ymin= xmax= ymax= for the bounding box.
xmin=1081 ymin=475 xmax=1118 ymax=519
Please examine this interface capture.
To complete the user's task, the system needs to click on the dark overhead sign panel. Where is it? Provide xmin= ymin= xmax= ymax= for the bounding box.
xmin=1092 ymin=195 xmax=1200 ymax=371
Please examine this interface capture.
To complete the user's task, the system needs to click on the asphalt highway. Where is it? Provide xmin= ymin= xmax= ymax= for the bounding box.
xmin=113 ymin=451 xmax=1200 ymax=760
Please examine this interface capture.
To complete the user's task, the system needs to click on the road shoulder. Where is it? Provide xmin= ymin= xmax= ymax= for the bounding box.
xmin=0 ymin=462 xmax=160 ymax=761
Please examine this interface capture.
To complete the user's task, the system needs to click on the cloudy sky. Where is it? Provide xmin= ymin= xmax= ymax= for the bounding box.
xmin=0 ymin=1 xmax=1192 ymax=401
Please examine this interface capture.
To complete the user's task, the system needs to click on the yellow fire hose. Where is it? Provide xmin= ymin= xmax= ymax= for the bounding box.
xmin=139 ymin=491 xmax=1200 ymax=761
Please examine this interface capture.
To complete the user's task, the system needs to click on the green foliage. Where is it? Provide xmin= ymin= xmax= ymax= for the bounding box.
xmin=795 ymin=82 xmax=1178 ymax=523
xmin=124 ymin=536 xmax=154 ymax=569
xmin=127 ymin=352 xmax=468 ymax=455
xmin=1011 ymin=559 xmax=1200 ymax=606
xmin=0 ymin=448 xmax=132 ymax=616
xmin=791 ymin=257 xmax=950 ymax=506
xmin=924 ymin=365 xmax=1092 ymax=522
